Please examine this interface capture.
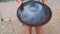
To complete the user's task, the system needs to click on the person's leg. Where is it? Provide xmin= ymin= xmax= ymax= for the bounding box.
xmin=35 ymin=26 xmax=43 ymax=34
xmin=24 ymin=25 xmax=32 ymax=34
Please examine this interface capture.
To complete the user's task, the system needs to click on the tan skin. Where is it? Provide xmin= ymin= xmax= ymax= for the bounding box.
xmin=16 ymin=0 xmax=48 ymax=8
xmin=16 ymin=0 xmax=48 ymax=34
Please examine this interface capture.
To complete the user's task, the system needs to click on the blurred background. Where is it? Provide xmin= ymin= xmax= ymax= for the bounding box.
xmin=0 ymin=0 xmax=60 ymax=34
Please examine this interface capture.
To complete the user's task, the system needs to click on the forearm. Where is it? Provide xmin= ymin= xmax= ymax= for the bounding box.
xmin=42 ymin=0 xmax=48 ymax=5
xmin=16 ymin=0 xmax=22 ymax=4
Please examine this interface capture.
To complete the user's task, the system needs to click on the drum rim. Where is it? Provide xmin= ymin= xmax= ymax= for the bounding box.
xmin=17 ymin=1 xmax=52 ymax=27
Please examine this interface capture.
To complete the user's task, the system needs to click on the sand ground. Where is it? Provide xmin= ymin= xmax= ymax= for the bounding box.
xmin=0 ymin=0 xmax=60 ymax=34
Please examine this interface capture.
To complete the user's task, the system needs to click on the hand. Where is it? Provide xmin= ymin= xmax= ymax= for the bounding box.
xmin=42 ymin=0 xmax=48 ymax=5
xmin=16 ymin=2 xmax=22 ymax=9
xmin=43 ymin=2 xmax=48 ymax=5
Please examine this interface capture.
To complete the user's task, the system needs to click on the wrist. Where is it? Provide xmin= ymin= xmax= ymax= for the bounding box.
xmin=43 ymin=2 xmax=48 ymax=5
xmin=42 ymin=0 xmax=48 ymax=5
xmin=18 ymin=2 xmax=22 ymax=5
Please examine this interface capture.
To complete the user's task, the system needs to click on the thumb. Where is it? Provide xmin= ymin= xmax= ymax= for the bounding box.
xmin=16 ymin=2 xmax=23 ymax=9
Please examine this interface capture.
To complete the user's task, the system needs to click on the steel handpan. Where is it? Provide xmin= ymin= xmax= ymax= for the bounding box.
xmin=17 ymin=1 xmax=52 ymax=27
